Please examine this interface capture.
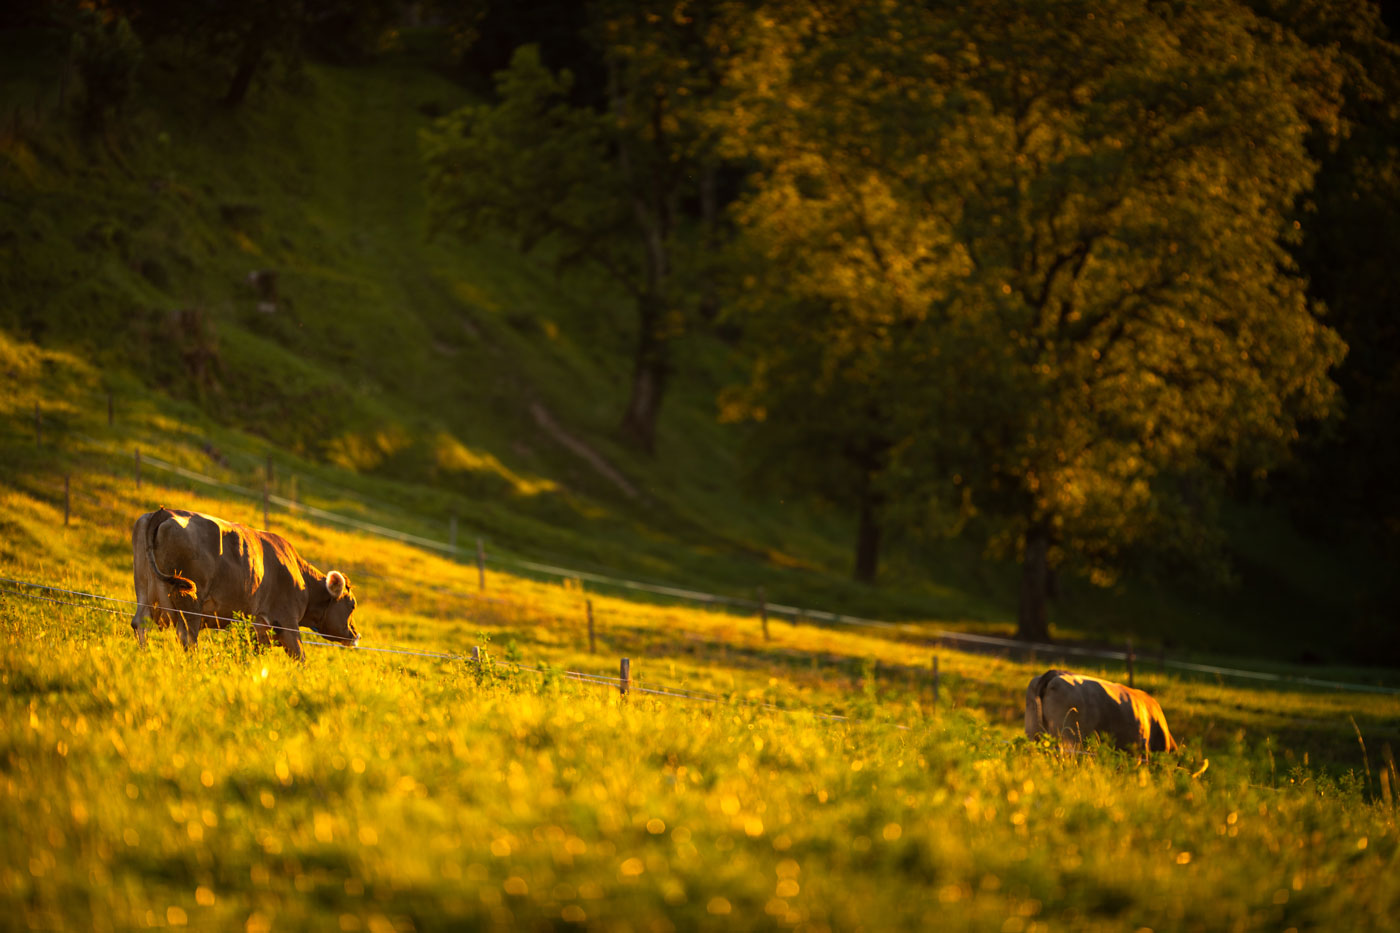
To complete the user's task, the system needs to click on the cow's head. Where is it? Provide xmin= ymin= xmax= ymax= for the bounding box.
xmin=314 ymin=570 xmax=360 ymax=646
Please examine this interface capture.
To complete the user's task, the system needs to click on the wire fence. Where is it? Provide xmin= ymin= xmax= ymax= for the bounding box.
xmin=111 ymin=454 xmax=1400 ymax=696
xmin=10 ymin=392 xmax=1400 ymax=698
xmin=0 ymin=576 xmax=872 ymax=726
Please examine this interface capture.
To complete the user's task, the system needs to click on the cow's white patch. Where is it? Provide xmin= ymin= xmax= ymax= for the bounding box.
xmin=326 ymin=570 xmax=346 ymax=598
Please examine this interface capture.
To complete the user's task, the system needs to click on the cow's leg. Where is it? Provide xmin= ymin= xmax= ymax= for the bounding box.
xmin=252 ymin=615 xmax=276 ymax=651
xmin=131 ymin=513 xmax=152 ymax=646
xmin=165 ymin=590 xmax=202 ymax=650
xmin=130 ymin=602 xmax=151 ymax=647
xmin=1051 ymin=701 xmax=1085 ymax=751
xmin=272 ymin=623 xmax=304 ymax=661
xmin=131 ymin=604 xmax=173 ymax=645
xmin=140 ymin=585 xmax=179 ymax=647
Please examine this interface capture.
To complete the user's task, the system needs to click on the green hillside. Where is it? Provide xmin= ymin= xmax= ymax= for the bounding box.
xmin=0 ymin=24 xmax=1390 ymax=667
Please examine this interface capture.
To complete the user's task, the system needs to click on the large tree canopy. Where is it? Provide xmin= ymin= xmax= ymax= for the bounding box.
xmin=720 ymin=0 xmax=1346 ymax=637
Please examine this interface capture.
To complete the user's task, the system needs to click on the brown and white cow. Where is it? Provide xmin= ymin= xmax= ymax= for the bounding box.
xmin=131 ymin=507 xmax=359 ymax=658
xmin=1025 ymin=669 xmax=1177 ymax=754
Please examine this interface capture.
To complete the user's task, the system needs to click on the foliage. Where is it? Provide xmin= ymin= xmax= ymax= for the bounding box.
xmin=1251 ymin=0 xmax=1400 ymax=603
xmin=0 ymin=18 xmax=1395 ymax=672
xmin=720 ymin=0 xmax=1348 ymax=637
xmin=301 ymin=0 xmax=411 ymax=65
xmin=114 ymin=0 xmax=405 ymax=105
xmin=423 ymin=0 xmax=735 ymax=453
xmin=71 ymin=12 xmax=143 ymax=135
xmin=422 ymin=46 xmax=624 ymax=266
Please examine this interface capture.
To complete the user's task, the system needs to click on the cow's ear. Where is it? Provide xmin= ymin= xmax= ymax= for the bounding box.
xmin=327 ymin=570 xmax=347 ymax=599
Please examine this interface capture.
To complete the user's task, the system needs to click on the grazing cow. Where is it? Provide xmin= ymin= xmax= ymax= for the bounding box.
xmin=131 ymin=507 xmax=359 ymax=658
xmin=1025 ymin=669 xmax=1177 ymax=753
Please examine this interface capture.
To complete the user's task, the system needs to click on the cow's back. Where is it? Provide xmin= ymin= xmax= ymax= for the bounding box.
xmin=151 ymin=509 xmax=299 ymax=619
xmin=1081 ymin=675 xmax=1176 ymax=752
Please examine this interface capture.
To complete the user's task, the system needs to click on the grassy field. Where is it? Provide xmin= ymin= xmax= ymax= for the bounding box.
xmin=3 ymin=437 xmax=1400 ymax=931
xmin=3 ymin=27 xmax=1400 ymax=932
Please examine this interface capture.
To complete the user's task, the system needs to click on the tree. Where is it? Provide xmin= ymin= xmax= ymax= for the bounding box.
xmin=423 ymin=1 xmax=731 ymax=454
xmin=117 ymin=0 xmax=404 ymax=106
xmin=71 ymin=11 xmax=144 ymax=136
xmin=1252 ymin=1 xmax=1400 ymax=523
xmin=721 ymin=0 xmax=1346 ymax=637
xmin=718 ymin=287 xmax=905 ymax=583
xmin=1244 ymin=0 xmax=1400 ymax=658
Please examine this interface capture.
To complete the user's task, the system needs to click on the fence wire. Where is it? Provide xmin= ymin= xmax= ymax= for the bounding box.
xmin=18 ymin=425 xmax=1400 ymax=698
xmin=0 ymin=577 xmax=886 ymax=726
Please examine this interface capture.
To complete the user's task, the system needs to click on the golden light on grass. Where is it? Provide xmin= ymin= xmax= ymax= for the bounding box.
xmin=1 ymin=452 xmax=1398 ymax=931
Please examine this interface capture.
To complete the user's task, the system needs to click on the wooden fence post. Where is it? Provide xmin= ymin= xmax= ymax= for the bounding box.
xmin=64 ymin=475 xmax=70 ymax=526
xmin=1126 ymin=639 xmax=1135 ymax=688
xmin=620 ymin=657 xmax=630 ymax=700
xmin=135 ymin=448 xmax=141 ymax=490
xmin=758 ymin=586 xmax=770 ymax=641
xmin=476 ymin=538 xmax=486 ymax=590
xmin=932 ymin=655 xmax=940 ymax=705
xmin=586 ymin=599 xmax=596 ymax=654
xmin=471 ymin=645 xmax=481 ymax=666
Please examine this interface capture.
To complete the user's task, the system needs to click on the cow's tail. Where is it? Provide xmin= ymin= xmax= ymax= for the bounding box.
xmin=1035 ymin=669 xmax=1068 ymax=735
xmin=147 ymin=508 xmax=196 ymax=598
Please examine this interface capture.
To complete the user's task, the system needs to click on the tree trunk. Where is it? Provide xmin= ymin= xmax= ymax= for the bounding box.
xmin=853 ymin=474 xmax=881 ymax=584
xmin=1017 ymin=523 xmax=1051 ymax=641
xmin=607 ymin=61 xmax=676 ymax=455
xmin=223 ymin=29 xmax=267 ymax=107
xmin=698 ymin=161 xmax=720 ymax=323
xmin=619 ymin=299 xmax=669 ymax=454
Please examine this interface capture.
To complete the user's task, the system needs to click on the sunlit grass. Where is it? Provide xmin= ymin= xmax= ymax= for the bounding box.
xmin=3 ymin=448 xmax=1400 ymax=930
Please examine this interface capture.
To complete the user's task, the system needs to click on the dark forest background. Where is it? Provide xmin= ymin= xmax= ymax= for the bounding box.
xmin=3 ymin=0 xmax=1398 ymax=664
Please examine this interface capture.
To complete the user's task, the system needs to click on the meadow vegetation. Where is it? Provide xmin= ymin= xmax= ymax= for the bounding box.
xmin=3 ymin=440 xmax=1399 ymax=930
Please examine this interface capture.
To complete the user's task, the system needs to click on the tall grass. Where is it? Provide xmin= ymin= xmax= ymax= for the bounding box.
xmin=3 ymin=458 xmax=1399 ymax=931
